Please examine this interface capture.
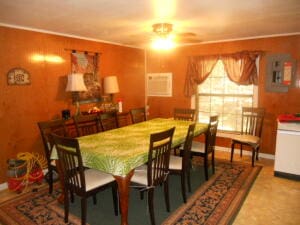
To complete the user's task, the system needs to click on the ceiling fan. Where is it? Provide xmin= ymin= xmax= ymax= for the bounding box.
xmin=152 ymin=22 xmax=201 ymax=46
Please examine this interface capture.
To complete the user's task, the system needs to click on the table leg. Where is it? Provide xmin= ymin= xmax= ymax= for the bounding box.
xmin=114 ymin=170 xmax=134 ymax=225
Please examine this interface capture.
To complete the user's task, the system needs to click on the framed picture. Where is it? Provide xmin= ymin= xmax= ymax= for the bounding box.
xmin=71 ymin=52 xmax=102 ymax=103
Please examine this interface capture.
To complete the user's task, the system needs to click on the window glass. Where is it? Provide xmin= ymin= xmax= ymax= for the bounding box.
xmin=197 ymin=60 xmax=256 ymax=132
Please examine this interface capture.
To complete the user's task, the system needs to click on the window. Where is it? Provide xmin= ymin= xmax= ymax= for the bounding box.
xmin=196 ymin=60 xmax=258 ymax=132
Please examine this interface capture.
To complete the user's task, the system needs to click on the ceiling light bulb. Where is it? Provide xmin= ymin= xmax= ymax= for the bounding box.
xmin=152 ymin=37 xmax=175 ymax=50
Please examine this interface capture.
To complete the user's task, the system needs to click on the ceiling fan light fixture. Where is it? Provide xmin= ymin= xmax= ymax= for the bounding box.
xmin=151 ymin=22 xmax=175 ymax=50
xmin=151 ymin=37 xmax=175 ymax=50
xmin=152 ymin=23 xmax=173 ymax=37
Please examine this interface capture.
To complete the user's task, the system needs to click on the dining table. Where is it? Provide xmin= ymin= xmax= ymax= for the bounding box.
xmin=54 ymin=118 xmax=208 ymax=225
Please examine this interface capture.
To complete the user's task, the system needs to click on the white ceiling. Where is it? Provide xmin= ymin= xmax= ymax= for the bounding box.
xmin=0 ymin=0 xmax=299 ymax=49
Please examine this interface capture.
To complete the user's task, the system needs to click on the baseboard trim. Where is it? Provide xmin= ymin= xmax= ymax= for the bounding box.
xmin=274 ymin=171 xmax=300 ymax=181
xmin=215 ymin=146 xmax=275 ymax=160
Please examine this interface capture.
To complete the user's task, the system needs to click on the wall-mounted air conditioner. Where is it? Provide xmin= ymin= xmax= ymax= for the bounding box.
xmin=146 ymin=73 xmax=172 ymax=97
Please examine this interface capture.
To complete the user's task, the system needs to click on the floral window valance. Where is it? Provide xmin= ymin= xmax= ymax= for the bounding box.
xmin=184 ymin=51 xmax=262 ymax=97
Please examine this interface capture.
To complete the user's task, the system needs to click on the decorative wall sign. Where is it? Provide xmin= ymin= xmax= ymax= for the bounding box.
xmin=71 ymin=51 xmax=101 ymax=103
xmin=7 ymin=67 xmax=31 ymax=85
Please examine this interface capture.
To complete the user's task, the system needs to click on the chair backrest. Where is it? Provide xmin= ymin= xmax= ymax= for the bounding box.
xmin=147 ymin=127 xmax=175 ymax=187
xmin=173 ymin=108 xmax=196 ymax=121
xmin=130 ymin=107 xmax=146 ymax=124
xmin=73 ymin=114 xmax=101 ymax=137
xmin=100 ymin=111 xmax=118 ymax=131
xmin=181 ymin=123 xmax=196 ymax=170
xmin=52 ymin=134 xmax=86 ymax=194
xmin=241 ymin=107 xmax=265 ymax=137
xmin=205 ymin=115 xmax=219 ymax=154
xmin=38 ymin=119 xmax=67 ymax=164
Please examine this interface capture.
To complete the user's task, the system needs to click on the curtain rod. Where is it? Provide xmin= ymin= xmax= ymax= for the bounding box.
xmin=187 ymin=50 xmax=264 ymax=58
xmin=64 ymin=48 xmax=102 ymax=55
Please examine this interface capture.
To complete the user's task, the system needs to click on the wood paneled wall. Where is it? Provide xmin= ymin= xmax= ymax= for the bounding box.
xmin=1 ymin=26 xmax=299 ymax=185
xmin=0 ymin=26 xmax=145 ymax=184
xmin=146 ymin=35 xmax=300 ymax=156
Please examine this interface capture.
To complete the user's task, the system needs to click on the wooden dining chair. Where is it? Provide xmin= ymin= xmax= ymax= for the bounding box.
xmin=169 ymin=123 xmax=196 ymax=203
xmin=230 ymin=107 xmax=265 ymax=166
xmin=52 ymin=134 xmax=118 ymax=225
xmin=130 ymin=107 xmax=146 ymax=124
xmin=73 ymin=114 xmax=102 ymax=137
xmin=131 ymin=127 xmax=175 ymax=225
xmin=190 ymin=115 xmax=218 ymax=180
xmin=173 ymin=108 xmax=196 ymax=121
xmin=37 ymin=119 xmax=68 ymax=193
xmin=99 ymin=111 xmax=118 ymax=131
xmin=173 ymin=108 xmax=196 ymax=155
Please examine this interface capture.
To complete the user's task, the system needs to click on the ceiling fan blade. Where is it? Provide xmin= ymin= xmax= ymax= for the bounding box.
xmin=175 ymin=32 xmax=201 ymax=43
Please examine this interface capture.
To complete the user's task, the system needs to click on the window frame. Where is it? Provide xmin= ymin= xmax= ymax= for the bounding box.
xmin=191 ymin=58 xmax=259 ymax=133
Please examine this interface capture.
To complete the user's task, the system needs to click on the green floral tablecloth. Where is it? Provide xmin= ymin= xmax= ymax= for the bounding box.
xmin=77 ymin=118 xmax=207 ymax=177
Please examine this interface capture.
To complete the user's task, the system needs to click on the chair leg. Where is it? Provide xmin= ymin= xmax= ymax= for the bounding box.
xmin=240 ymin=144 xmax=243 ymax=157
xmin=173 ymin=147 xmax=178 ymax=156
xmin=93 ymin=195 xmax=97 ymax=204
xmin=140 ymin=190 xmax=144 ymax=200
xmin=64 ymin=189 xmax=69 ymax=223
xmin=46 ymin=168 xmax=53 ymax=194
xmin=251 ymin=148 xmax=255 ymax=167
xmin=212 ymin=150 xmax=215 ymax=175
xmin=70 ymin=191 xmax=75 ymax=203
xmin=204 ymin=156 xmax=208 ymax=181
xmin=148 ymin=189 xmax=156 ymax=225
xmin=230 ymin=142 xmax=235 ymax=163
xmin=256 ymin=147 xmax=260 ymax=160
xmin=81 ymin=198 xmax=87 ymax=225
xmin=187 ymin=167 xmax=192 ymax=193
xmin=180 ymin=172 xmax=187 ymax=203
xmin=163 ymin=178 xmax=170 ymax=212
xmin=112 ymin=183 xmax=119 ymax=216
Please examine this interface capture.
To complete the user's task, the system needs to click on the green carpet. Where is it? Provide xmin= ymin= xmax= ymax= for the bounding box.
xmin=0 ymin=159 xmax=262 ymax=225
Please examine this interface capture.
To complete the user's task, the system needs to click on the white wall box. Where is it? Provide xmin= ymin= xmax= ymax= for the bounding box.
xmin=147 ymin=73 xmax=172 ymax=97
xmin=274 ymin=121 xmax=300 ymax=180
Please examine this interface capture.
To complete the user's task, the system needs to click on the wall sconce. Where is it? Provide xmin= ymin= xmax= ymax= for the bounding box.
xmin=66 ymin=73 xmax=87 ymax=116
xmin=31 ymin=54 xmax=64 ymax=63
xmin=104 ymin=76 xmax=119 ymax=102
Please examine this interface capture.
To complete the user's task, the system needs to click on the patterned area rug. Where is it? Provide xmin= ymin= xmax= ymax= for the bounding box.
xmin=162 ymin=160 xmax=262 ymax=225
xmin=0 ymin=160 xmax=261 ymax=225
xmin=0 ymin=184 xmax=81 ymax=225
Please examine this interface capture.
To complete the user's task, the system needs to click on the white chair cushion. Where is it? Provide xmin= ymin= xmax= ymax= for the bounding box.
xmin=50 ymin=160 xmax=56 ymax=167
xmin=232 ymin=134 xmax=260 ymax=145
xmin=135 ymin=164 xmax=147 ymax=171
xmin=169 ymin=155 xmax=182 ymax=170
xmin=84 ymin=169 xmax=115 ymax=191
xmin=131 ymin=168 xmax=148 ymax=186
xmin=131 ymin=164 xmax=167 ymax=186
xmin=191 ymin=141 xmax=205 ymax=153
